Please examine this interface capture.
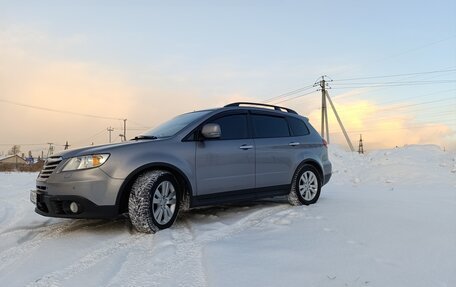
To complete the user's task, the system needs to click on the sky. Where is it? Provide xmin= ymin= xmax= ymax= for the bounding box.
xmin=0 ymin=0 xmax=455 ymax=156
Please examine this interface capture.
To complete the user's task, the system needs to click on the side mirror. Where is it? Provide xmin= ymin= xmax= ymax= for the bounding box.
xmin=201 ymin=123 xmax=221 ymax=139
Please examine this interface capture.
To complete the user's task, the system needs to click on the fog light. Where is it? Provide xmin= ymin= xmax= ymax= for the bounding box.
xmin=69 ymin=202 xmax=79 ymax=213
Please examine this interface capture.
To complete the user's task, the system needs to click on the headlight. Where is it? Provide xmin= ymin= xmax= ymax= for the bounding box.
xmin=61 ymin=154 xmax=110 ymax=172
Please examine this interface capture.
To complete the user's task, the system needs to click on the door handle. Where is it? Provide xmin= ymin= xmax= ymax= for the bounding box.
xmin=239 ymin=144 xmax=253 ymax=150
xmin=288 ymin=142 xmax=300 ymax=147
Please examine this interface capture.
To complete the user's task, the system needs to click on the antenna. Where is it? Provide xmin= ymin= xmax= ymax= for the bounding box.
xmin=358 ymin=134 xmax=364 ymax=154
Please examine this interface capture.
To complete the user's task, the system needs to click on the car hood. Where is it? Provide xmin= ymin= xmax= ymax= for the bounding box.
xmin=53 ymin=139 xmax=160 ymax=159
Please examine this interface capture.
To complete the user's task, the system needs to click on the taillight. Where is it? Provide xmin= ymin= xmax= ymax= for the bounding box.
xmin=322 ymin=139 xmax=328 ymax=148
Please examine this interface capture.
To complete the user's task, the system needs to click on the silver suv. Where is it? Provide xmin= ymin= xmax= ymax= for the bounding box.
xmin=31 ymin=102 xmax=332 ymax=233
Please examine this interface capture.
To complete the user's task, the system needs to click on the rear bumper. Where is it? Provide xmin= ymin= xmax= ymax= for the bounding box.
xmin=322 ymin=160 xmax=332 ymax=186
xmin=32 ymin=190 xmax=119 ymax=219
xmin=323 ymin=172 xmax=332 ymax=186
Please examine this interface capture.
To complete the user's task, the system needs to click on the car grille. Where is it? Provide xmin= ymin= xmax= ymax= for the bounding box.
xmin=38 ymin=157 xmax=63 ymax=180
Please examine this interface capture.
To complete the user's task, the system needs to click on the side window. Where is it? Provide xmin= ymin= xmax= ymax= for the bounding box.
xmin=288 ymin=117 xmax=310 ymax=136
xmin=252 ymin=114 xmax=290 ymax=138
xmin=211 ymin=114 xmax=249 ymax=140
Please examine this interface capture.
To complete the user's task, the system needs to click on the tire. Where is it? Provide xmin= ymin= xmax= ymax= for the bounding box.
xmin=128 ymin=170 xmax=180 ymax=233
xmin=288 ymin=164 xmax=322 ymax=206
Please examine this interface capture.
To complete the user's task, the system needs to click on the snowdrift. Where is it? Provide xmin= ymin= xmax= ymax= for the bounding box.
xmin=0 ymin=145 xmax=455 ymax=287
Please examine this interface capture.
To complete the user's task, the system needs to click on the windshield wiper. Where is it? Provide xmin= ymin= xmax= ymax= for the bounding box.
xmin=131 ymin=135 xmax=158 ymax=140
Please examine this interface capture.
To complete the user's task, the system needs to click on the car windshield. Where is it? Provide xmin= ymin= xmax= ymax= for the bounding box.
xmin=138 ymin=110 xmax=211 ymax=139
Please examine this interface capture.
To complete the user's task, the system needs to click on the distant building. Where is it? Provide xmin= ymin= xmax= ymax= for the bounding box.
xmin=0 ymin=155 xmax=28 ymax=166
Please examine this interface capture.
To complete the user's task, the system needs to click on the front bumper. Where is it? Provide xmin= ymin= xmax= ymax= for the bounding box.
xmin=32 ymin=190 xmax=119 ymax=219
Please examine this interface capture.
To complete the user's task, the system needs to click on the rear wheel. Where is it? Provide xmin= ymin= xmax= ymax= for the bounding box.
xmin=128 ymin=170 xmax=180 ymax=233
xmin=288 ymin=164 xmax=321 ymax=206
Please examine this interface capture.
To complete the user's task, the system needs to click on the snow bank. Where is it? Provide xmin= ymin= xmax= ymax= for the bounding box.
xmin=0 ymin=145 xmax=455 ymax=287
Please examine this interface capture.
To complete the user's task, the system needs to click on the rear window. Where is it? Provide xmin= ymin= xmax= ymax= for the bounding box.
xmin=252 ymin=114 xmax=290 ymax=138
xmin=288 ymin=117 xmax=310 ymax=136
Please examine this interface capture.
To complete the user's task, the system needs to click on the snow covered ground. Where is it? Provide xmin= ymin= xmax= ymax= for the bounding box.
xmin=0 ymin=145 xmax=455 ymax=287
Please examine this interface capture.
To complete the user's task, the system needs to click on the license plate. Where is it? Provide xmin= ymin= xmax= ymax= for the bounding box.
xmin=30 ymin=191 xmax=37 ymax=204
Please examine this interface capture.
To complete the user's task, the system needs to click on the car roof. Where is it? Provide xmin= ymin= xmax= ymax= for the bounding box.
xmin=223 ymin=102 xmax=298 ymax=114
xmin=189 ymin=102 xmax=307 ymax=120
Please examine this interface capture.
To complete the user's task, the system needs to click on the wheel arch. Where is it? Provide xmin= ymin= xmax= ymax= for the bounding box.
xmin=116 ymin=162 xmax=193 ymax=214
xmin=293 ymin=159 xmax=324 ymax=184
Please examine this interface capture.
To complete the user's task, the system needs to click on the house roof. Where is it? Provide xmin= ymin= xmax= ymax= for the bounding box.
xmin=0 ymin=155 xmax=14 ymax=161
xmin=0 ymin=155 xmax=27 ymax=162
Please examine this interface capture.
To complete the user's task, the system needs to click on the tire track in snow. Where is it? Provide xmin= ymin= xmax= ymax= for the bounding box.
xmin=26 ymin=233 xmax=147 ymax=287
xmin=0 ymin=219 xmax=56 ymax=238
xmin=0 ymin=200 xmax=13 ymax=226
xmin=0 ymin=220 xmax=75 ymax=271
xmin=195 ymin=204 xmax=290 ymax=244
xmin=0 ymin=198 xmax=33 ymax=233
xmin=104 ymin=219 xmax=208 ymax=287
xmin=14 ymin=203 xmax=291 ymax=286
xmin=109 ymin=204 xmax=290 ymax=287
xmin=0 ymin=219 xmax=119 ymax=272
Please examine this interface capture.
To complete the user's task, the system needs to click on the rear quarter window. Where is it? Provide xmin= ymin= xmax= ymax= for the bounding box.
xmin=288 ymin=117 xmax=310 ymax=136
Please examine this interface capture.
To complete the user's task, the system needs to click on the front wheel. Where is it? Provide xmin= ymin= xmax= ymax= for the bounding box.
xmin=288 ymin=164 xmax=322 ymax=206
xmin=128 ymin=170 xmax=180 ymax=233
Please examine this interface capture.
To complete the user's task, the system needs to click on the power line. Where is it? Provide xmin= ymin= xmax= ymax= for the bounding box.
xmin=346 ymin=111 xmax=456 ymax=126
xmin=325 ymin=98 xmax=455 ymax=123
xmin=263 ymin=84 xmax=314 ymax=103
xmin=0 ymin=98 xmax=124 ymax=120
xmin=331 ymin=80 xmax=456 ymax=89
xmin=272 ymin=89 xmax=318 ymax=104
xmin=333 ymin=68 xmax=456 ymax=81
xmin=331 ymin=68 xmax=456 ymax=101
xmin=329 ymin=35 xmax=456 ymax=79
xmin=71 ymin=128 xmax=107 ymax=146
xmin=0 ymin=143 xmax=48 ymax=146
xmin=332 ymin=79 xmax=456 ymax=86
xmin=329 ymin=123 xmax=456 ymax=134
xmin=372 ymin=97 xmax=455 ymax=112
xmin=128 ymin=119 xmax=151 ymax=129
xmin=375 ymin=88 xmax=456 ymax=106
xmin=333 ymin=88 xmax=456 ymax=110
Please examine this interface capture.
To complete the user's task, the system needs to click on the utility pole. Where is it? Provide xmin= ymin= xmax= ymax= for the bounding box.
xmin=315 ymin=75 xmax=355 ymax=152
xmin=107 ymin=127 xmax=114 ymax=143
xmin=64 ymin=141 xmax=70 ymax=150
xmin=358 ymin=134 xmax=364 ymax=154
xmin=319 ymin=77 xmax=330 ymax=143
xmin=325 ymin=92 xmax=355 ymax=152
xmin=123 ymin=119 xmax=127 ymax=142
xmin=119 ymin=119 xmax=127 ymax=142
xmin=46 ymin=143 xmax=54 ymax=158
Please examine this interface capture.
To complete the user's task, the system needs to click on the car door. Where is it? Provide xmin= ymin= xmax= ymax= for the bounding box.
xmin=195 ymin=112 xmax=255 ymax=195
xmin=251 ymin=112 xmax=296 ymax=188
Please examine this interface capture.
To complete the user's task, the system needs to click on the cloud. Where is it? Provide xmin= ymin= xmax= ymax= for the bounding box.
xmin=0 ymin=26 xmax=223 ymax=153
xmin=0 ymin=28 xmax=152 ymax=152
xmin=0 ymin=26 xmax=454 ymax=154
xmin=0 ymin=31 xmax=136 ymax=145
xmin=306 ymin=97 xmax=454 ymax=150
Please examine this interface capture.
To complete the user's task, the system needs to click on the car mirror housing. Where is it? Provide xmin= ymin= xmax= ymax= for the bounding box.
xmin=201 ymin=123 xmax=221 ymax=139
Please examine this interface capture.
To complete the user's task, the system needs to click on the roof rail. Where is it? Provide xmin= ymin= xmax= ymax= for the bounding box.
xmin=224 ymin=102 xmax=297 ymax=114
